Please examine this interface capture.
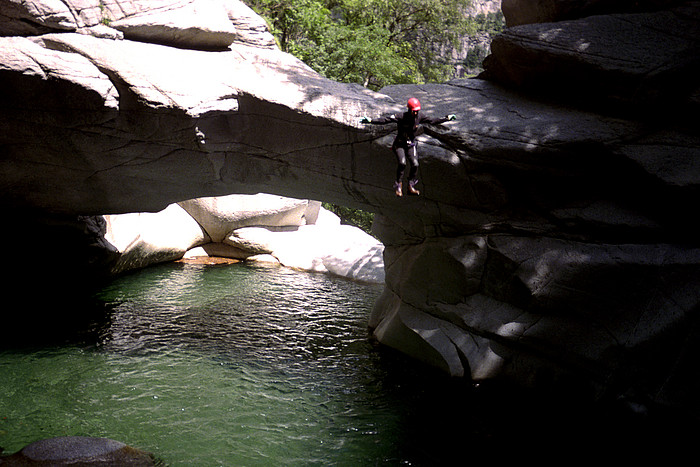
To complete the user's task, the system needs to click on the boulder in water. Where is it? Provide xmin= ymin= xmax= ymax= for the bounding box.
xmin=0 ymin=436 xmax=156 ymax=466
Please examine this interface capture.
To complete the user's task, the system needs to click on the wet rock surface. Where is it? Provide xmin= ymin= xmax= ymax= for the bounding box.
xmin=0 ymin=436 xmax=157 ymax=466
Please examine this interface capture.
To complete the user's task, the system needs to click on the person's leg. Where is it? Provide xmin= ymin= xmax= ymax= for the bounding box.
xmin=393 ymin=145 xmax=407 ymax=196
xmin=407 ymin=145 xmax=420 ymax=195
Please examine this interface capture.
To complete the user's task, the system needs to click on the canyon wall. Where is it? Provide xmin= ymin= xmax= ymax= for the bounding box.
xmin=1 ymin=0 xmax=699 ymax=415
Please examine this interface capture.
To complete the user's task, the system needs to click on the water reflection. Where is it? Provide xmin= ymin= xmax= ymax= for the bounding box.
xmin=95 ymin=263 xmax=381 ymax=369
xmin=85 ymin=262 xmax=444 ymax=464
xmin=2 ymin=262 xmax=689 ymax=464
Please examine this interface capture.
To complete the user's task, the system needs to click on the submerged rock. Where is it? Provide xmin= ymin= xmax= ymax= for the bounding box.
xmin=0 ymin=436 xmax=156 ymax=466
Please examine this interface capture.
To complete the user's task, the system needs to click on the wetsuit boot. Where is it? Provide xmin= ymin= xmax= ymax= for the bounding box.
xmin=408 ymin=179 xmax=420 ymax=195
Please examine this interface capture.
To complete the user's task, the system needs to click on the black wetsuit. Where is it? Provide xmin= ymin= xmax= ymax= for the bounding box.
xmin=370 ymin=110 xmax=450 ymax=184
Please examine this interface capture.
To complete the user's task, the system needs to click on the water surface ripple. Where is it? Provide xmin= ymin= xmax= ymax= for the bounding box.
xmin=0 ymin=262 xmax=685 ymax=464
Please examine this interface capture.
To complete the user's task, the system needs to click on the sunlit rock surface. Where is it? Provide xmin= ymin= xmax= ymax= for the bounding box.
xmin=104 ymin=194 xmax=385 ymax=283
xmin=1 ymin=0 xmax=699 ymax=416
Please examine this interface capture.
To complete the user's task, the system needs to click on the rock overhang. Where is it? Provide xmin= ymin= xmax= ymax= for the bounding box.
xmin=4 ymin=0 xmax=697 ymax=228
xmin=0 ymin=28 xmax=397 ymax=215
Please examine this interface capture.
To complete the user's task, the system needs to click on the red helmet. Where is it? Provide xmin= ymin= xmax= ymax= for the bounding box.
xmin=407 ymin=97 xmax=421 ymax=111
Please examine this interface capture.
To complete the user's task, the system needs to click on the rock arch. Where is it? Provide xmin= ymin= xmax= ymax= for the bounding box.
xmin=2 ymin=0 xmax=700 ymax=415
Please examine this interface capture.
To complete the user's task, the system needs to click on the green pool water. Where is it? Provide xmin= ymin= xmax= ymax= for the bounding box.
xmin=1 ymin=263 xmax=467 ymax=465
xmin=0 ymin=261 xmax=683 ymax=464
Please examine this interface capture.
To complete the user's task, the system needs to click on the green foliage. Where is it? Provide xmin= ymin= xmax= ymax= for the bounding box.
xmin=98 ymin=0 xmax=111 ymax=25
xmin=473 ymin=11 xmax=505 ymax=36
xmin=459 ymin=13 xmax=505 ymax=74
xmin=322 ymin=203 xmax=376 ymax=238
xmin=245 ymin=0 xmax=482 ymax=90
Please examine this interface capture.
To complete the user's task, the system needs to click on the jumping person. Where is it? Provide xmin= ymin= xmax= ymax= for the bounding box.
xmin=360 ymin=97 xmax=456 ymax=196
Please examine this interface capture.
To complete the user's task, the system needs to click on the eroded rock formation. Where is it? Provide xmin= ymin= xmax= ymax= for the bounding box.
xmin=1 ymin=0 xmax=699 ymax=415
xmin=104 ymin=194 xmax=385 ymax=283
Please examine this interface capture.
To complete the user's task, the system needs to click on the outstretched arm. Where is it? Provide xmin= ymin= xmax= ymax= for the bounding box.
xmin=419 ymin=114 xmax=457 ymax=125
xmin=360 ymin=114 xmax=399 ymax=125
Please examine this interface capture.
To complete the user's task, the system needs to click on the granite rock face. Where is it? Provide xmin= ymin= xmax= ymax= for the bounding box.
xmin=1 ymin=0 xmax=699 ymax=415
xmin=486 ymin=1 xmax=700 ymax=115
xmin=501 ymin=0 xmax=686 ymax=26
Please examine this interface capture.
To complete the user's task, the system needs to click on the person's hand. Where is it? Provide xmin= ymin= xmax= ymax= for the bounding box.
xmin=447 ymin=114 xmax=456 ymax=121
xmin=360 ymin=116 xmax=371 ymax=124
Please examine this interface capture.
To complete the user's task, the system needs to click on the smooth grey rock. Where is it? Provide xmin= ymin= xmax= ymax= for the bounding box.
xmin=179 ymin=194 xmax=313 ymax=243
xmin=483 ymin=4 xmax=700 ymax=114
xmin=224 ymin=0 xmax=277 ymax=48
xmin=228 ymin=222 xmax=385 ymax=283
xmin=0 ymin=0 xmax=77 ymax=36
xmin=110 ymin=0 xmax=238 ymax=50
xmin=104 ymin=203 xmax=209 ymax=274
xmin=105 ymin=194 xmax=385 ymax=282
xmin=501 ymin=0 xmax=685 ymax=26
xmin=1 ymin=436 xmax=155 ymax=465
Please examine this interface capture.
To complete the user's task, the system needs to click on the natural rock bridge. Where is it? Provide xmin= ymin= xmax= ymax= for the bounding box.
xmin=2 ymin=0 xmax=700 ymax=416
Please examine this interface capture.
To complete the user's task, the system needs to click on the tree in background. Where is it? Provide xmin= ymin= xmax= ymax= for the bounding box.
xmin=245 ymin=0 xmax=482 ymax=90
xmin=243 ymin=0 xmax=502 ymax=235
xmin=321 ymin=203 xmax=375 ymax=236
